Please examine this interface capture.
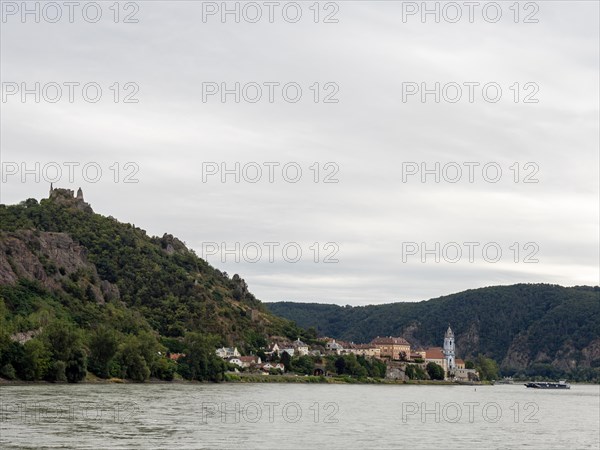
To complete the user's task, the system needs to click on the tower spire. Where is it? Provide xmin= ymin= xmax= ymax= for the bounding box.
xmin=443 ymin=325 xmax=455 ymax=372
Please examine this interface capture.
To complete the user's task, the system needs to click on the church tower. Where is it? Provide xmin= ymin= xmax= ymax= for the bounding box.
xmin=443 ymin=325 xmax=455 ymax=370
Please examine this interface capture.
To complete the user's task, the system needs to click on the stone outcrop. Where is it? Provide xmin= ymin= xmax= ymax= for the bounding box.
xmin=385 ymin=361 xmax=407 ymax=380
xmin=159 ymin=233 xmax=188 ymax=255
xmin=0 ymin=230 xmax=118 ymax=304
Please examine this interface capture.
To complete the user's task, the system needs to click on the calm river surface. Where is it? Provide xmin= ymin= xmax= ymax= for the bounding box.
xmin=1 ymin=383 xmax=598 ymax=449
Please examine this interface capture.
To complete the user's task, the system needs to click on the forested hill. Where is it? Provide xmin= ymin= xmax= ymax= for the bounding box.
xmin=267 ymin=285 xmax=600 ymax=377
xmin=0 ymin=189 xmax=305 ymax=382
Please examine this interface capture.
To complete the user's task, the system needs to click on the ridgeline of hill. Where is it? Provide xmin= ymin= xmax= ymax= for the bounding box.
xmin=267 ymin=284 xmax=600 ymax=380
xmin=0 ymin=189 xmax=307 ymax=383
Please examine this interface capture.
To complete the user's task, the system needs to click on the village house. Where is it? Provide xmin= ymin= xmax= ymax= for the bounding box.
xmin=292 ymin=338 xmax=309 ymax=356
xmin=260 ymin=362 xmax=285 ymax=372
xmin=371 ymin=336 xmax=411 ymax=360
xmin=238 ymin=355 xmax=261 ymax=368
xmin=279 ymin=348 xmax=295 ymax=357
xmin=265 ymin=338 xmax=297 ymax=358
xmin=216 ymin=347 xmax=240 ymax=359
xmin=325 ymin=339 xmax=344 ymax=354
xmin=264 ymin=342 xmax=280 ymax=357
xmin=228 ymin=357 xmax=244 ymax=367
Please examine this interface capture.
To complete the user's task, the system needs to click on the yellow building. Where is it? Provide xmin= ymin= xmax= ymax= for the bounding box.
xmin=424 ymin=347 xmax=448 ymax=372
xmin=371 ymin=337 xmax=411 ymax=360
xmin=346 ymin=344 xmax=382 ymax=358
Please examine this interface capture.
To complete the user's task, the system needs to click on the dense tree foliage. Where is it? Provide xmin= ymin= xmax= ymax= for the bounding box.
xmin=0 ymin=196 xmax=309 ymax=382
xmin=426 ymin=362 xmax=445 ymax=380
xmin=474 ymin=355 xmax=500 ymax=381
xmin=177 ymin=333 xmax=226 ymax=382
xmin=330 ymin=354 xmax=386 ymax=378
xmin=405 ymin=364 xmax=427 ymax=380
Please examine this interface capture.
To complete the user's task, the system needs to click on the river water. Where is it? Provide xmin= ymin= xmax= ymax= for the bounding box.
xmin=1 ymin=383 xmax=598 ymax=449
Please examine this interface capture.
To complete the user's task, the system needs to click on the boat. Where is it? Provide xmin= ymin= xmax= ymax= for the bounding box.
xmin=525 ymin=380 xmax=571 ymax=389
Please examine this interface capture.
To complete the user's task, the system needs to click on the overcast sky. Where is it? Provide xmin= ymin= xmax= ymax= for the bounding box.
xmin=1 ymin=1 xmax=598 ymax=305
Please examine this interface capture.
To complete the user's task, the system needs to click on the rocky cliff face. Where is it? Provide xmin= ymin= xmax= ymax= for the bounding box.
xmin=456 ymin=322 xmax=481 ymax=358
xmin=0 ymin=230 xmax=119 ymax=303
xmin=502 ymin=334 xmax=600 ymax=371
xmin=0 ymin=189 xmax=296 ymax=346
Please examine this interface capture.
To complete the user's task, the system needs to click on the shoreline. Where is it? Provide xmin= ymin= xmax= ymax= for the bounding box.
xmin=0 ymin=375 xmax=497 ymax=387
xmin=3 ymin=377 xmax=597 ymax=386
xmin=2 ymin=374 xmax=595 ymax=386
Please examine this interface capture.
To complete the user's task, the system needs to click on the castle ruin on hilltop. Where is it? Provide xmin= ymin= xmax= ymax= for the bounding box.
xmin=48 ymin=184 xmax=93 ymax=213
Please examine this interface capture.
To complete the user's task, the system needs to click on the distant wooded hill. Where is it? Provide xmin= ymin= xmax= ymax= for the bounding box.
xmin=267 ymin=284 xmax=600 ymax=380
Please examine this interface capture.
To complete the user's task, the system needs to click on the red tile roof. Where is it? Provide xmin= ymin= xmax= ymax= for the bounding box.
xmin=354 ymin=344 xmax=378 ymax=349
xmin=371 ymin=337 xmax=410 ymax=346
xmin=240 ymin=356 xmax=258 ymax=363
xmin=424 ymin=347 xmax=445 ymax=359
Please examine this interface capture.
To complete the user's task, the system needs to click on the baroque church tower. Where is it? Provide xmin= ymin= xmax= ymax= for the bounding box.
xmin=443 ymin=325 xmax=455 ymax=370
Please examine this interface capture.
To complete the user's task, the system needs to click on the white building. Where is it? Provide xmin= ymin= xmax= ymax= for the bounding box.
xmin=265 ymin=343 xmax=280 ymax=357
xmin=228 ymin=357 xmax=243 ymax=367
xmin=326 ymin=339 xmax=344 ymax=354
xmin=280 ymin=348 xmax=295 ymax=357
xmin=293 ymin=338 xmax=309 ymax=356
xmin=261 ymin=362 xmax=285 ymax=372
xmin=216 ymin=347 xmax=240 ymax=359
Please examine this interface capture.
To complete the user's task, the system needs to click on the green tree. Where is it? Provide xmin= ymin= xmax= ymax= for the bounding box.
xmin=119 ymin=336 xmax=150 ymax=382
xmin=42 ymin=321 xmax=87 ymax=382
xmin=0 ymin=363 xmax=17 ymax=380
xmin=137 ymin=330 xmax=164 ymax=374
xmin=305 ymin=327 xmax=318 ymax=341
xmin=48 ymin=360 xmax=67 ymax=382
xmin=0 ymin=338 xmax=24 ymax=380
xmin=334 ymin=356 xmax=346 ymax=375
xmin=426 ymin=362 xmax=445 ymax=380
xmin=88 ymin=327 xmax=119 ymax=378
xmin=245 ymin=331 xmax=267 ymax=354
xmin=343 ymin=354 xmax=367 ymax=377
xmin=65 ymin=347 xmax=87 ymax=382
xmin=406 ymin=364 xmax=428 ymax=380
xmin=280 ymin=351 xmax=292 ymax=372
xmin=292 ymin=355 xmax=315 ymax=375
xmin=475 ymin=355 xmax=499 ymax=381
xmin=368 ymin=358 xmax=387 ymax=378
xmin=178 ymin=333 xmax=225 ymax=382
xmin=22 ymin=339 xmax=51 ymax=381
xmin=152 ymin=357 xmax=176 ymax=381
